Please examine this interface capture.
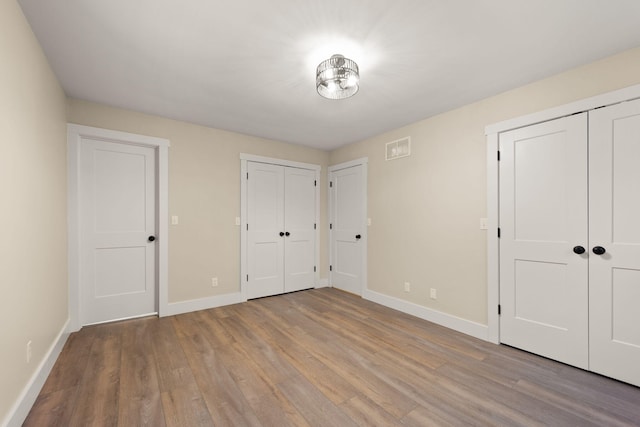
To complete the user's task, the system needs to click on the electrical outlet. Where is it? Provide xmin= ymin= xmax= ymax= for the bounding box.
xmin=430 ymin=288 xmax=437 ymax=300
xmin=26 ymin=341 xmax=32 ymax=363
xmin=235 ymin=216 xmax=241 ymax=226
xmin=367 ymin=218 xmax=372 ymax=226
xmin=171 ymin=215 xmax=179 ymax=225
xmin=404 ymin=282 xmax=410 ymax=292
xmin=211 ymin=277 xmax=218 ymax=287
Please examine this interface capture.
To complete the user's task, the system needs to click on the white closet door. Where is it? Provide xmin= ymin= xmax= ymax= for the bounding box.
xmin=283 ymin=167 xmax=316 ymax=292
xmin=589 ymin=99 xmax=640 ymax=387
xmin=499 ymin=113 xmax=589 ymax=368
xmin=247 ymin=162 xmax=285 ymax=299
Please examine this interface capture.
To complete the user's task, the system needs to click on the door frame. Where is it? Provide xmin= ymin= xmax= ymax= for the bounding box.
xmin=328 ymin=157 xmax=368 ymax=296
xmin=67 ymin=124 xmax=170 ymax=331
xmin=240 ymin=154 xmax=320 ymax=301
xmin=485 ymin=83 xmax=640 ymax=344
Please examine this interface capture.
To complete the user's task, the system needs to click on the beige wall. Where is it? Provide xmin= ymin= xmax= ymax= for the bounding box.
xmin=331 ymin=46 xmax=640 ymax=324
xmin=66 ymin=99 xmax=330 ymax=303
xmin=0 ymin=0 xmax=68 ymax=423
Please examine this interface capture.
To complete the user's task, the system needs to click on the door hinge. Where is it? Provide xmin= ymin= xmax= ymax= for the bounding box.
xmin=498 ymin=304 xmax=501 ymax=315
xmin=330 ymin=181 xmax=333 ymax=188
xmin=497 ymin=151 xmax=501 ymax=161
xmin=246 ymin=274 xmax=249 ymax=281
xmin=314 ymin=223 xmax=316 ymax=230
xmin=330 ymin=223 xmax=333 ymax=230
xmin=247 ymin=172 xmax=249 ymax=179
xmin=330 ymin=265 xmax=333 ymax=271
xmin=314 ymin=180 xmax=317 ymax=187
xmin=497 ymin=227 xmax=501 ymax=238
xmin=246 ymin=224 xmax=249 ymax=231
xmin=314 ymin=266 xmax=316 ymax=272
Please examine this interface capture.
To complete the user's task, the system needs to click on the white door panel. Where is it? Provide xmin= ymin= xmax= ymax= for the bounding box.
xmin=499 ymin=113 xmax=589 ymax=369
xmin=589 ymin=99 xmax=640 ymax=387
xmin=247 ymin=162 xmax=285 ymax=299
xmin=284 ymin=230 xmax=315 ymax=291
xmin=284 ymin=167 xmax=316 ymax=292
xmin=80 ymin=139 xmax=156 ymax=325
xmin=330 ymin=164 xmax=365 ymax=295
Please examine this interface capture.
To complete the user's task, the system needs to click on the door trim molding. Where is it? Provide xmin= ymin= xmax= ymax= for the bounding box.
xmin=485 ymin=83 xmax=640 ymax=344
xmin=239 ymin=154 xmax=321 ymax=301
xmin=328 ymin=157 xmax=368 ymax=295
xmin=67 ymin=124 xmax=170 ymax=331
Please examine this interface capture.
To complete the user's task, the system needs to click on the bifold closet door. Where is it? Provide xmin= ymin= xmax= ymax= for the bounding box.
xmin=246 ymin=162 xmax=316 ymax=299
xmin=589 ymin=98 xmax=640 ymax=387
xmin=499 ymin=113 xmax=589 ymax=369
xmin=283 ymin=167 xmax=316 ymax=292
xmin=247 ymin=162 xmax=285 ymax=299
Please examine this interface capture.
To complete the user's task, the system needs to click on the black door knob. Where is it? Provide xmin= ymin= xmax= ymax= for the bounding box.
xmin=573 ymin=246 xmax=585 ymax=255
xmin=285 ymin=231 xmax=290 ymax=237
xmin=592 ymin=246 xmax=606 ymax=255
xmin=279 ymin=232 xmax=285 ymax=237
xmin=148 ymin=236 xmax=156 ymax=242
xmin=355 ymin=234 xmax=361 ymax=240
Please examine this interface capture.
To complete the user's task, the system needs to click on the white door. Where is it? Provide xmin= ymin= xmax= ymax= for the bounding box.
xmin=247 ymin=162 xmax=285 ymax=299
xmin=80 ymin=139 xmax=157 ymax=325
xmin=283 ymin=167 xmax=316 ymax=292
xmin=589 ymin=99 xmax=640 ymax=387
xmin=330 ymin=163 xmax=366 ymax=295
xmin=246 ymin=162 xmax=316 ymax=299
xmin=499 ymin=113 xmax=589 ymax=369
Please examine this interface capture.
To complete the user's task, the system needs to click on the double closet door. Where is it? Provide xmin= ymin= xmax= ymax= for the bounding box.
xmin=246 ymin=161 xmax=317 ymax=299
xmin=499 ymin=98 xmax=640 ymax=387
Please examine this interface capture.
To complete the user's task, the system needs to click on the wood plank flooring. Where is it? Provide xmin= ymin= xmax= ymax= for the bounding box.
xmin=24 ymin=288 xmax=640 ymax=426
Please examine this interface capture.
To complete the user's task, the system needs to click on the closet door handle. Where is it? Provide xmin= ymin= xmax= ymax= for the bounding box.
xmin=279 ymin=232 xmax=285 ymax=237
xmin=148 ymin=235 xmax=156 ymax=242
xmin=592 ymin=246 xmax=606 ymax=255
xmin=355 ymin=234 xmax=361 ymax=240
xmin=572 ymin=246 xmax=585 ymax=255
xmin=285 ymin=231 xmax=290 ymax=237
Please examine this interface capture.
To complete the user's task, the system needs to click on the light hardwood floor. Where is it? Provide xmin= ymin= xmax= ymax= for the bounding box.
xmin=25 ymin=288 xmax=640 ymax=426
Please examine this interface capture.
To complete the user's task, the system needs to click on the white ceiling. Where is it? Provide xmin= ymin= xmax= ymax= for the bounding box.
xmin=17 ymin=0 xmax=640 ymax=150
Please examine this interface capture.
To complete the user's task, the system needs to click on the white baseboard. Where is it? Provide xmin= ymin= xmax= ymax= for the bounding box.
xmin=315 ymin=278 xmax=329 ymax=288
xmin=3 ymin=319 xmax=70 ymax=427
xmin=363 ymin=289 xmax=489 ymax=341
xmin=164 ymin=292 xmax=245 ymax=317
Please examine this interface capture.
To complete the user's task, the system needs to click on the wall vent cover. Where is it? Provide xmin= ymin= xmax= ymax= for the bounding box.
xmin=385 ymin=137 xmax=411 ymax=161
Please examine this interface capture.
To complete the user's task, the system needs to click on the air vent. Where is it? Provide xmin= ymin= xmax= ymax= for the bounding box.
xmin=385 ymin=137 xmax=411 ymax=161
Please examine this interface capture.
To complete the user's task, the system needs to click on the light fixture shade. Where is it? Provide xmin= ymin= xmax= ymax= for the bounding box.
xmin=316 ymin=54 xmax=359 ymax=100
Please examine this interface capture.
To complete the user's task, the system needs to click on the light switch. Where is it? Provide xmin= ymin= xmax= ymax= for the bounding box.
xmin=367 ymin=218 xmax=372 ymax=226
xmin=171 ymin=215 xmax=179 ymax=225
xmin=480 ymin=218 xmax=488 ymax=230
xmin=235 ymin=216 xmax=241 ymax=226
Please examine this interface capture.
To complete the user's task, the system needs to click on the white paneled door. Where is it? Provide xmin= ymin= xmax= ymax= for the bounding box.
xmin=499 ymin=113 xmax=589 ymax=369
xmin=80 ymin=139 xmax=157 ymax=325
xmin=283 ymin=167 xmax=316 ymax=293
xmin=246 ymin=161 xmax=316 ymax=299
xmin=499 ymin=100 xmax=640 ymax=387
xmin=330 ymin=163 xmax=366 ymax=296
xmin=247 ymin=162 xmax=285 ymax=299
xmin=588 ymin=98 xmax=640 ymax=387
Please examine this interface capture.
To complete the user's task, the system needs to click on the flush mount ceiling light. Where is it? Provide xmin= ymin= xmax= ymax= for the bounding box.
xmin=316 ymin=54 xmax=360 ymax=100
